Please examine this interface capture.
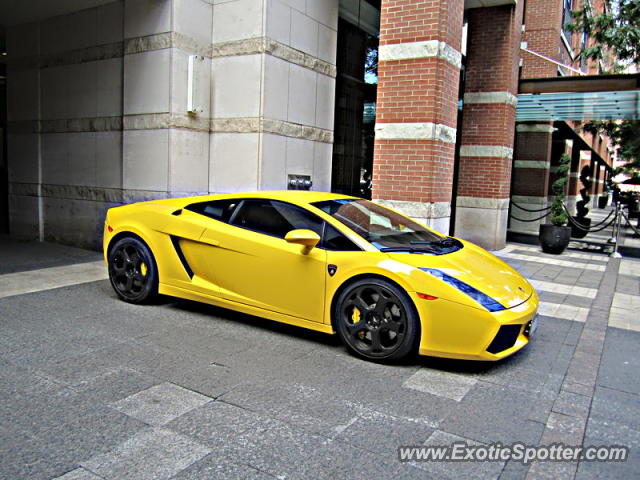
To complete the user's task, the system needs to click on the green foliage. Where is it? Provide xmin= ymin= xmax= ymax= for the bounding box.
xmin=582 ymin=120 xmax=640 ymax=174
xmin=568 ymin=1 xmax=640 ymax=179
xmin=576 ymin=165 xmax=593 ymax=219
xmin=566 ymin=0 xmax=640 ymax=69
xmin=550 ymin=154 xmax=571 ymax=226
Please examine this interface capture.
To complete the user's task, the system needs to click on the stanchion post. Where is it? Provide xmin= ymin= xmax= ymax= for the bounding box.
xmin=608 ymin=202 xmax=618 ymax=244
xmin=610 ymin=202 xmax=623 ymax=259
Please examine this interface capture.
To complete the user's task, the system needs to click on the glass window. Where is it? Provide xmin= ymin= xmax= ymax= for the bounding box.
xmin=313 ymin=199 xmax=461 ymax=254
xmin=185 ymin=199 xmax=239 ymax=222
xmin=321 ymin=223 xmax=361 ymax=251
xmin=562 ymin=0 xmax=574 ymax=41
xmin=231 ymin=199 xmax=324 ymax=239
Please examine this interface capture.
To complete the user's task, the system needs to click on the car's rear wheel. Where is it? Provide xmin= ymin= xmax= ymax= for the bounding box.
xmin=334 ymin=278 xmax=419 ymax=361
xmin=108 ymin=236 xmax=158 ymax=304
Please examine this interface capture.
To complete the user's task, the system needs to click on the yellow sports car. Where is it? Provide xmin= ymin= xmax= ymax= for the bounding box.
xmin=103 ymin=191 xmax=538 ymax=362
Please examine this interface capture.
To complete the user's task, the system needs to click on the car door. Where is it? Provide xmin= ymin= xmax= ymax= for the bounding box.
xmin=165 ymin=198 xmax=240 ymax=297
xmin=200 ymin=199 xmax=328 ymax=322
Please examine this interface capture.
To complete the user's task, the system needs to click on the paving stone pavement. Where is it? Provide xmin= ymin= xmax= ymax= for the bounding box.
xmin=0 ymin=235 xmax=639 ymax=479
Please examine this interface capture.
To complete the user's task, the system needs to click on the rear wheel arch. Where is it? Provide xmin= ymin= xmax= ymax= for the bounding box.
xmin=107 ymin=230 xmax=148 ymax=256
xmin=107 ymin=233 xmax=159 ymax=303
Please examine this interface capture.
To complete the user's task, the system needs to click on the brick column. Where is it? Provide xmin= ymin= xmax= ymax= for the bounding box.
xmin=371 ymin=0 xmax=464 ymax=234
xmin=510 ymin=124 xmax=554 ymax=234
xmin=454 ymin=3 xmax=524 ymax=250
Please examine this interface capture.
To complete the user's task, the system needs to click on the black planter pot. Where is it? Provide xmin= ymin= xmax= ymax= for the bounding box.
xmin=570 ymin=216 xmax=591 ymax=239
xmin=539 ymin=224 xmax=572 ymax=254
xmin=598 ymin=196 xmax=608 ymax=209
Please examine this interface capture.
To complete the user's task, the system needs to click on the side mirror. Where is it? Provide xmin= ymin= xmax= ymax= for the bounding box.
xmin=284 ymin=229 xmax=321 ymax=253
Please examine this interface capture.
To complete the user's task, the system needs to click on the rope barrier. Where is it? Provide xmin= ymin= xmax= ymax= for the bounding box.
xmin=564 ymin=211 xmax=617 ymax=233
xmin=508 ymin=201 xmax=617 ymax=234
xmin=511 ymin=202 xmax=552 ymax=213
xmin=586 ymin=208 xmax=616 ymax=228
xmin=561 ymin=204 xmax=618 ymax=233
xmin=622 ymin=211 xmax=640 ymax=236
xmin=510 ymin=211 xmax=553 ymax=223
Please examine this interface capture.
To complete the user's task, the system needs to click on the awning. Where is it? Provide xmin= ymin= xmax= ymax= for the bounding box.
xmin=517 ymin=90 xmax=640 ymax=122
xmin=517 ymin=73 xmax=640 ymax=122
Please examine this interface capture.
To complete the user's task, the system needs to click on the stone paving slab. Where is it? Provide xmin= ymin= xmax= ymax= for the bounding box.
xmin=403 ymin=368 xmax=478 ymax=401
xmin=81 ymin=428 xmax=211 ymax=480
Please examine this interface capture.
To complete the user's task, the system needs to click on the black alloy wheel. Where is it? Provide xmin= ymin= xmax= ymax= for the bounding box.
xmin=108 ymin=236 xmax=158 ymax=303
xmin=334 ymin=278 xmax=419 ymax=361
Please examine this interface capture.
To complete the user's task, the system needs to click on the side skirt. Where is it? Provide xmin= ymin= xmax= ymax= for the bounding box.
xmin=159 ymin=283 xmax=336 ymax=335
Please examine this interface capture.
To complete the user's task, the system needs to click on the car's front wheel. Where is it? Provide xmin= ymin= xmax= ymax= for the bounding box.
xmin=334 ymin=278 xmax=419 ymax=361
xmin=108 ymin=236 xmax=158 ymax=304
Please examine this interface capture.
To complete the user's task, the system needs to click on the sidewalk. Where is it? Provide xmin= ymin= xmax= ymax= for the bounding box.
xmin=0 ymin=235 xmax=638 ymax=479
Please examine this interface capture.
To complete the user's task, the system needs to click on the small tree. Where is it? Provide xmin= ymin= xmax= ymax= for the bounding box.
xmin=575 ymin=165 xmax=593 ymax=220
xmin=567 ymin=0 xmax=640 ymax=70
xmin=550 ymin=154 xmax=571 ymax=226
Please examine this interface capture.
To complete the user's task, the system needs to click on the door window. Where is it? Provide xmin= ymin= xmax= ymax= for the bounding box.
xmin=185 ymin=199 xmax=239 ymax=222
xmin=231 ymin=199 xmax=324 ymax=239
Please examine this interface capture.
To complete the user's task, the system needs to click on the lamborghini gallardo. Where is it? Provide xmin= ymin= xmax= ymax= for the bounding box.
xmin=103 ymin=191 xmax=539 ymax=362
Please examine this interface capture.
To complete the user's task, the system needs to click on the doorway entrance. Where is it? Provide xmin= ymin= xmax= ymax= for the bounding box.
xmin=331 ymin=7 xmax=379 ymax=199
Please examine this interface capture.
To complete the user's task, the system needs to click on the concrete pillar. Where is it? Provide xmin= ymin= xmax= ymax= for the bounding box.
xmin=509 ymin=123 xmax=554 ymax=235
xmin=6 ymin=22 xmax=42 ymax=241
xmin=371 ymin=0 xmax=464 ymax=234
xmin=454 ymin=3 xmax=524 ymax=250
xmin=209 ymin=0 xmax=338 ymax=194
xmin=5 ymin=0 xmax=339 ymax=248
xmin=123 ymin=0 xmax=212 ymax=206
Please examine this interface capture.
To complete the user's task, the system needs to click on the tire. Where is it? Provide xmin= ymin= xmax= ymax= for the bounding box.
xmin=108 ymin=236 xmax=158 ymax=304
xmin=333 ymin=278 xmax=420 ymax=361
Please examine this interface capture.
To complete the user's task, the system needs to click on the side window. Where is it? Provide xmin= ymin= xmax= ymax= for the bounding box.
xmin=321 ymin=224 xmax=361 ymax=251
xmin=231 ymin=199 xmax=324 ymax=238
xmin=185 ymin=199 xmax=239 ymax=222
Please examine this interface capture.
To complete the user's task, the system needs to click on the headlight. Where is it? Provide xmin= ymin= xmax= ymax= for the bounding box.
xmin=419 ymin=268 xmax=506 ymax=312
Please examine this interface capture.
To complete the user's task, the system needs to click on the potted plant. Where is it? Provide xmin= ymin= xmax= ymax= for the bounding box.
xmin=570 ymin=165 xmax=593 ymax=238
xmin=598 ymin=193 xmax=609 ymax=209
xmin=539 ymin=153 xmax=572 ymax=254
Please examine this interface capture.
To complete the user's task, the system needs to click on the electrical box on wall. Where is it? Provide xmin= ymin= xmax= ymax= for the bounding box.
xmin=187 ymin=55 xmax=205 ymax=114
xmin=288 ymin=175 xmax=313 ymax=190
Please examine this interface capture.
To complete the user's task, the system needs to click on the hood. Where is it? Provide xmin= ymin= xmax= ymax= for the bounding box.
xmin=386 ymin=241 xmax=533 ymax=309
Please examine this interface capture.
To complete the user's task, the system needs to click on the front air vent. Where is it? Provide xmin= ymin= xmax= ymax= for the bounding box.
xmin=486 ymin=325 xmax=522 ymax=354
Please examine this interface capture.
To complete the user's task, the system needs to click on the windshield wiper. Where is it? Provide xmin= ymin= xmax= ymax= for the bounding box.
xmin=379 ymin=246 xmax=439 ymax=254
xmin=410 ymin=237 xmax=456 ymax=246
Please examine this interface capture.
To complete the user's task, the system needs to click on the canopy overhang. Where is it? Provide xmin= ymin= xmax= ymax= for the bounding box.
xmin=517 ymin=73 xmax=640 ymax=122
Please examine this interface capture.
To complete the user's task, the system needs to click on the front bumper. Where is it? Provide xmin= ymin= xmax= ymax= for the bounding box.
xmin=413 ymin=289 xmax=539 ymax=361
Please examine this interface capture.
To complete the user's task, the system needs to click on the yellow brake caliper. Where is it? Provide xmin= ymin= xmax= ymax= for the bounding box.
xmin=140 ymin=262 xmax=148 ymax=277
xmin=352 ymin=307 xmax=365 ymax=339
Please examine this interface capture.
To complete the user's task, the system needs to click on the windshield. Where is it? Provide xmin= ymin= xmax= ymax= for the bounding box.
xmin=312 ymin=199 xmax=462 ymax=254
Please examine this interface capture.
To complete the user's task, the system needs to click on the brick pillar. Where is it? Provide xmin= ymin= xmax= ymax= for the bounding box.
xmin=510 ymin=124 xmax=554 ymax=234
xmin=371 ymin=0 xmax=464 ymax=234
xmin=454 ymin=3 xmax=524 ymax=250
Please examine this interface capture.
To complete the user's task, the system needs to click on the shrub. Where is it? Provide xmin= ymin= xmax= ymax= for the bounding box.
xmin=550 ymin=154 xmax=570 ymax=226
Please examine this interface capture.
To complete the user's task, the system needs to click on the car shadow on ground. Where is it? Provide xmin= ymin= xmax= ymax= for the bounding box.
xmin=162 ymin=295 xmax=343 ymax=347
xmin=131 ymin=291 xmax=516 ymax=374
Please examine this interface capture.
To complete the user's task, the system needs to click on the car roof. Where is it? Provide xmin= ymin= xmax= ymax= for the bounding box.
xmin=146 ymin=190 xmax=358 ymax=208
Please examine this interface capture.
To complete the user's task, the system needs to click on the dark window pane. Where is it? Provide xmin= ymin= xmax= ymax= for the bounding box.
xmin=232 ymin=199 xmax=323 ymax=239
xmin=185 ymin=199 xmax=239 ymax=222
xmin=322 ymin=224 xmax=361 ymax=251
